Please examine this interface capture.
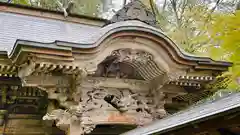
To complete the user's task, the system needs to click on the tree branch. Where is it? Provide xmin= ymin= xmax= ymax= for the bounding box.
xmin=149 ymin=0 xmax=156 ymax=16
xmin=162 ymin=0 xmax=167 ymax=12
xmin=123 ymin=0 xmax=127 ymax=6
xmin=170 ymin=0 xmax=181 ymax=27
xmin=179 ymin=0 xmax=188 ymax=21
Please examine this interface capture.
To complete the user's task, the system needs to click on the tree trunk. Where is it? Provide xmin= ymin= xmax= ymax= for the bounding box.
xmin=237 ymin=2 xmax=240 ymax=10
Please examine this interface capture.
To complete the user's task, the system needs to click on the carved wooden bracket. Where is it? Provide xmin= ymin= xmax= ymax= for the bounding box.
xmin=43 ymin=103 xmax=95 ymax=135
xmin=17 ymin=55 xmax=87 ymax=92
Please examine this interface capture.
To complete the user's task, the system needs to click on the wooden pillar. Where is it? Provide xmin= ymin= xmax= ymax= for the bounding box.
xmin=66 ymin=123 xmax=83 ymax=135
xmin=67 ymin=128 xmax=70 ymax=135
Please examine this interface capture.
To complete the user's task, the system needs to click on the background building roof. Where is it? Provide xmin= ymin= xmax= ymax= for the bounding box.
xmin=122 ymin=92 xmax=240 ymax=135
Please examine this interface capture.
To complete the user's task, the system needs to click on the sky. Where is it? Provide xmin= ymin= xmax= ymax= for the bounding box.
xmin=101 ymin=0 xmax=238 ymax=19
xmin=102 ymin=0 xmax=164 ymax=19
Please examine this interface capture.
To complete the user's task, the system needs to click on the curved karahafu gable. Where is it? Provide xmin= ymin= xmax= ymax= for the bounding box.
xmin=0 ymin=15 xmax=232 ymax=93
xmin=9 ymin=20 xmax=231 ymax=70
xmin=5 ymin=19 xmax=232 ymax=98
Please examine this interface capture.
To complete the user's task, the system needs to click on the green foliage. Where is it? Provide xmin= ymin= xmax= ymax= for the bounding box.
xmin=148 ymin=0 xmax=238 ymax=57
xmin=12 ymin=0 xmax=30 ymax=5
xmin=208 ymin=11 xmax=240 ymax=89
xmin=196 ymin=89 xmax=239 ymax=105
xmin=8 ymin=0 xmax=103 ymax=17
xmin=205 ymin=75 xmax=232 ymax=90
xmin=150 ymin=0 xmax=215 ymax=54
xmin=71 ymin=0 xmax=102 ymax=17
xmin=147 ymin=0 xmax=239 ymax=90
xmin=32 ymin=0 xmax=59 ymax=10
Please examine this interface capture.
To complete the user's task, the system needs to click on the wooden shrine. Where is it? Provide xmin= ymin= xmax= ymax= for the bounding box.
xmin=0 ymin=1 xmax=232 ymax=135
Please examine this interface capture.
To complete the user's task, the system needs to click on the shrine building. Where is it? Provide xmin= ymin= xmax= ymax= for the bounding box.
xmin=0 ymin=1 xmax=234 ymax=135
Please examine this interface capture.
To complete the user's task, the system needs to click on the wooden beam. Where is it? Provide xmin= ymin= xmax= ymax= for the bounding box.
xmin=0 ymin=76 xmax=21 ymax=85
xmin=23 ymin=75 xmax=70 ymax=87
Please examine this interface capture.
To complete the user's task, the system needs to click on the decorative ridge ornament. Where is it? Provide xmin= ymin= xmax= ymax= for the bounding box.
xmin=108 ymin=0 xmax=157 ymax=26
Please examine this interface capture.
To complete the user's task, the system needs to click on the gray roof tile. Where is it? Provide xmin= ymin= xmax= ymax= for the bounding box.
xmin=0 ymin=12 xmax=100 ymax=53
xmin=0 ymin=11 xmax=165 ymax=53
xmin=0 ymin=11 xmax=162 ymax=52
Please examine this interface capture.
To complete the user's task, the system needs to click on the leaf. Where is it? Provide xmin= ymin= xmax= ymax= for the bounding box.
xmin=208 ymin=10 xmax=240 ymax=90
xmin=13 ymin=0 xmax=30 ymax=5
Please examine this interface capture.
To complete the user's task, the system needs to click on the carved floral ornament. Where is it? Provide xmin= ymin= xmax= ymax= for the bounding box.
xmin=43 ymin=87 xmax=169 ymax=134
xmin=111 ymin=48 xmax=153 ymax=64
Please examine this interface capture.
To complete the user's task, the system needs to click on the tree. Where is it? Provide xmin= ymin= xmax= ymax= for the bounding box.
xmin=145 ymin=0 xmax=239 ymax=89
xmin=10 ymin=0 xmax=103 ymax=17
xmin=12 ymin=0 xmax=30 ymax=5
xmin=146 ymin=0 xmax=239 ymax=55
xmin=71 ymin=0 xmax=103 ymax=17
xmin=237 ymin=1 xmax=240 ymax=10
xmin=141 ymin=0 xmax=208 ymax=54
xmin=208 ymin=10 xmax=240 ymax=89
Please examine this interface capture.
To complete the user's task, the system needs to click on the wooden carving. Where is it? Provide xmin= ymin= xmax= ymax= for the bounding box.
xmin=94 ymin=48 xmax=168 ymax=82
xmin=39 ymin=47 xmax=178 ymax=133
xmin=109 ymin=0 xmax=157 ymax=26
xmin=43 ymin=103 xmax=95 ymax=134
xmin=18 ymin=57 xmax=36 ymax=86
